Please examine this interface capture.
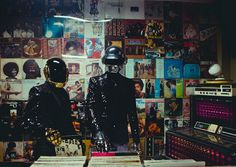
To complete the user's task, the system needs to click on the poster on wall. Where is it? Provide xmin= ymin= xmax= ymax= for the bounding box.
xmin=43 ymin=18 xmax=64 ymax=38
xmin=63 ymin=38 xmax=84 ymax=57
xmin=84 ymin=0 xmax=104 ymax=19
xmin=105 ymin=19 xmax=125 ymax=37
xmin=44 ymin=38 xmax=62 ymax=59
xmin=134 ymin=59 xmax=156 ymax=79
xmin=155 ymin=59 xmax=164 ymax=78
xmin=176 ymin=79 xmax=183 ymax=98
xmin=154 ymin=79 xmax=164 ymax=98
xmin=164 ymin=59 xmax=183 ymax=79
xmin=163 ymin=79 xmax=176 ymax=98
xmin=64 ymin=19 xmax=84 ymax=38
xmin=144 ymin=20 xmax=164 ymax=39
xmin=164 ymin=98 xmax=182 ymax=118
xmin=133 ymin=78 xmax=146 ymax=99
xmin=85 ymin=59 xmax=104 ymax=78
xmin=22 ymin=79 xmax=44 ymax=100
xmin=65 ymin=79 xmax=86 ymax=102
xmin=22 ymin=38 xmax=44 ymax=58
xmin=1 ymin=59 xmax=22 ymax=80
xmin=62 ymin=0 xmax=84 ymax=18
xmin=0 ymin=79 xmax=22 ymax=101
xmin=125 ymin=38 xmax=145 ymax=59
xmin=22 ymin=59 xmax=43 ymax=80
xmin=84 ymin=38 xmax=104 ymax=58
xmin=84 ymin=22 xmax=104 ymax=38
xmin=145 ymin=1 xmax=163 ymax=20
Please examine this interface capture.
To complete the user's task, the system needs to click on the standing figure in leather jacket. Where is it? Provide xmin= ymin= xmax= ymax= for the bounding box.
xmin=21 ymin=58 xmax=76 ymax=158
xmin=86 ymin=46 xmax=140 ymax=152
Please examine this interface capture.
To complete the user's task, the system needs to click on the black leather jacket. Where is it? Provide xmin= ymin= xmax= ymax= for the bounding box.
xmin=86 ymin=72 xmax=140 ymax=145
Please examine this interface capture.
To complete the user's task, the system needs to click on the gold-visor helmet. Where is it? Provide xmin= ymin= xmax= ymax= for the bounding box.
xmin=44 ymin=58 xmax=68 ymax=88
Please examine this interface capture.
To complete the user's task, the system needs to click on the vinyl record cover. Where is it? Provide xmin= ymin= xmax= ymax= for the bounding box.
xmin=183 ymin=23 xmax=199 ymax=40
xmin=63 ymin=38 xmax=84 ymax=57
xmin=183 ymin=64 xmax=200 ymax=78
xmin=154 ymin=79 xmax=164 ymax=98
xmin=176 ymin=79 xmax=183 ymax=98
xmin=2 ymin=141 xmax=24 ymax=162
xmin=134 ymin=59 xmax=155 ymax=79
xmin=22 ymin=59 xmax=43 ymax=79
xmin=0 ymin=38 xmax=22 ymax=58
xmin=183 ymin=98 xmax=190 ymax=120
xmin=145 ymin=79 xmax=155 ymax=98
xmin=164 ymin=40 xmax=183 ymax=59
xmin=145 ymin=1 xmax=163 ymax=20
xmin=144 ymin=20 xmax=164 ymax=39
xmin=164 ymin=98 xmax=182 ymax=118
xmin=124 ymin=20 xmax=145 ymax=38
xmin=65 ymin=79 xmax=85 ymax=102
xmin=125 ymin=59 xmax=134 ymax=78
xmin=85 ymin=59 xmax=104 ymax=78
xmin=64 ymin=19 xmax=84 ymax=38
xmin=164 ymin=59 xmax=183 ymax=79
xmin=128 ymin=117 xmax=146 ymax=138
xmin=184 ymin=79 xmax=199 ymax=98
xmin=62 ymin=0 xmax=84 ymax=18
xmin=1 ymin=80 xmax=22 ymax=100
xmin=84 ymin=0 xmax=104 ymax=19
xmin=136 ymin=99 xmax=145 ymax=118
xmin=43 ymin=18 xmax=64 ymax=38
xmin=22 ymin=38 xmax=44 ymax=58
xmin=64 ymin=58 xmax=86 ymax=78
xmin=84 ymin=22 xmax=104 ymax=38
xmin=105 ymin=19 xmax=125 ymax=37
xmin=84 ymin=38 xmax=104 ymax=58
xmin=164 ymin=22 xmax=182 ymax=40
xmin=164 ymin=118 xmax=183 ymax=131
xmin=163 ymin=79 xmax=176 ymax=98
xmin=105 ymin=37 xmax=124 ymax=49
xmin=44 ymin=38 xmax=62 ymax=58
xmin=145 ymin=38 xmax=165 ymax=58
xmin=22 ymin=79 xmax=44 ymax=100
xmin=125 ymin=38 xmax=145 ymax=59
xmin=1 ymin=59 xmax=22 ymax=80
xmin=155 ymin=58 xmax=164 ymax=78
xmin=133 ymin=78 xmax=146 ymax=99
xmin=182 ymin=41 xmax=200 ymax=64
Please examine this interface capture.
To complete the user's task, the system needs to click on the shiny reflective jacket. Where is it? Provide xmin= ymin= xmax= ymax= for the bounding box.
xmin=86 ymin=72 xmax=140 ymax=145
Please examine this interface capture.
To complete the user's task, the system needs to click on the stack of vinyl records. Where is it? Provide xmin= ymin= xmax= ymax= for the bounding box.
xmin=144 ymin=159 xmax=205 ymax=167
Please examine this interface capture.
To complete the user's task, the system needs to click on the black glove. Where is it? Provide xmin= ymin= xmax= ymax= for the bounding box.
xmin=94 ymin=131 xmax=110 ymax=152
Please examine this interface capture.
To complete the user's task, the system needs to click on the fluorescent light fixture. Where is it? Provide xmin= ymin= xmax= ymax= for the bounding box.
xmin=54 ymin=15 xmax=112 ymax=23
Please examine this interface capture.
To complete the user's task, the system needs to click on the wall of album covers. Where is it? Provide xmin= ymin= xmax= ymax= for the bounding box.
xmin=0 ymin=0 xmax=217 ymax=160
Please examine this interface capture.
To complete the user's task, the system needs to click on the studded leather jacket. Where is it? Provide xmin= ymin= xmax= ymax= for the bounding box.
xmin=86 ymin=72 xmax=140 ymax=145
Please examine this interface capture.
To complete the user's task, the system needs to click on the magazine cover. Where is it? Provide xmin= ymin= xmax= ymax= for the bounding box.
xmin=84 ymin=38 xmax=104 ymax=58
xmin=65 ymin=79 xmax=85 ymax=102
xmin=105 ymin=19 xmax=125 ymax=37
xmin=63 ymin=38 xmax=84 ymax=57
xmin=155 ymin=58 xmax=164 ymax=78
xmin=22 ymin=59 xmax=43 ymax=80
xmin=163 ymin=79 xmax=176 ymax=98
xmin=64 ymin=19 xmax=84 ymax=38
xmin=163 ymin=1 xmax=182 ymax=22
xmin=182 ymin=3 xmax=200 ymax=23
xmin=22 ymin=79 xmax=44 ymax=100
xmin=145 ymin=79 xmax=155 ymax=98
xmin=85 ymin=59 xmax=104 ymax=78
xmin=184 ymin=79 xmax=199 ymax=98
xmin=164 ymin=98 xmax=182 ymax=118
xmin=55 ymin=138 xmax=83 ymax=156
xmin=182 ymin=41 xmax=200 ymax=64
xmin=43 ymin=18 xmax=64 ymax=38
xmin=124 ymin=20 xmax=145 ymax=38
xmin=133 ymin=78 xmax=146 ymax=99
xmin=145 ymin=39 xmax=165 ymax=58
xmin=0 ymin=38 xmax=22 ymax=58
xmin=84 ymin=22 xmax=104 ymax=38
xmin=183 ymin=98 xmax=190 ymax=120
xmin=2 ymin=141 xmax=24 ymax=162
xmin=164 ymin=22 xmax=182 ymax=40
xmin=144 ymin=20 xmax=164 ymax=39
xmin=164 ymin=40 xmax=183 ymax=59
xmin=84 ymin=0 xmax=104 ymax=19
xmin=64 ymin=58 xmax=86 ymax=78
xmin=62 ymin=0 xmax=84 ymax=18
xmin=1 ymin=59 xmax=22 ymax=80
xmin=154 ymin=79 xmax=164 ymax=98
xmin=134 ymin=59 xmax=156 ymax=79
xmin=183 ymin=64 xmax=200 ymax=78
xmin=22 ymin=38 xmax=44 ymax=58
xmin=145 ymin=1 xmax=163 ymax=19
xmin=47 ymin=0 xmax=63 ymax=16
xmin=183 ymin=23 xmax=199 ymax=40
xmin=125 ymin=38 xmax=145 ymax=59
xmin=164 ymin=59 xmax=183 ymax=79
xmin=1 ymin=80 xmax=22 ymax=101
xmin=176 ymin=79 xmax=183 ymax=98
xmin=44 ymin=38 xmax=62 ymax=58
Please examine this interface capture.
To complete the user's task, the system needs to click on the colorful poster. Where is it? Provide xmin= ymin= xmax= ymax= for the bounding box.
xmin=84 ymin=22 xmax=104 ymax=38
xmin=144 ymin=20 xmax=164 ymax=39
xmin=125 ymin=59 xmax=134 ymax=78
xmin=85 ymin=59 xmax=104 ymax=78
xmin=22 ymin=38 xmax=44 ymax=58
xmin=44 ymin=38 xmax=62 ymax=58
xmin=84 ymin=38 xmax=104 ymax=58
xmin=63 ymin=38 xmax=84 ymax=57
xmin=184 ymin=79 xmax=199 ymax=97
xmin=176 ymin=79 xmax=183 ymax=98
xmin=164 ymin=40 xmax=183 ymax=59
xmin=155 ymin=58 xmax=164 ymax=78
xmin=64 ymin=58 xmax=86 ymax=78
xmin=64 ymin=19 xmax=84 ymax=38
xmin=183 ymin=98 xmax=190 ymax=119
xmin=43 ymin=18 xmax=64 ymax=38
xmin=124 ymin=20 xmax=145 ymax=38
xmin=164 ymin=59 xmax=183 ymax=79
xmin=145 ymin=39 xmax=165 ymax=58
xmin=182 ymin=41 xmax=200 ymax=64
xmin=125 ymin=38 xmax=145 ymax=59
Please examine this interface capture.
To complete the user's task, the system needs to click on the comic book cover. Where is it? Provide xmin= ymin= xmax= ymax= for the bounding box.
xmin=182 ymin=41 xmax=200 ymax=64
xmin=154 ymin=79 xmax=164 ymax=98
xmin=84 ymin=38 xmax=104 ymax=58
xmin=183 ymin=98 xmax=190 ymax=120
xmin=164 ymin=22 xmax=182 ymax=40
xmin=125 ymin=38 xmax=145 ymax=59
xmin=182 ymin=3 xmax=200 ymax=23
xmin=134 ymin=59 xmax=155 ymax=79
xmin=85 ymin=59 xmax=104 ymax=78
xmin=64 ymin=19 xmax=84 ymax=38
xmin=47 ymin=0 xmax=63 ymax=17
xmin=105 ymin=37 xmax=124 ymax=50
xmin=65 ymin=79 xmax=85 ymax=102
xmin=22 ymin=59 xmax=43 ymax=80
xmin=22 ymin=38 xmax=44 ymax=58
xmin=145 ymin=1 xmax=163 ymax=20
xmin=63 ymin=38 xmax=84 ymax=57
xmin=0 ymin=38 xmax=22 ymax=58
xmin=1 ymin=58 xmax=22 ymax=80
xmin=176 ymin=79 xmax=183 ymax=98
xmin=164 ymin=98 xmax=182 ymax=118
xmin=62 ymin=0 xmax=84 ymax=18
xmin=183 ymin=23 xmax=199 ymax=40
xmin=163 ymin=1 xmax=182 ymax=22
xmin=133 ymin=78 xmax=146 ymax=98
xmin=55 ymin=138 xmax=82 ymax=156
xmin=44 ymin=38 xmax=62 ymax=59
xmin=124 ymin=20 xmax=145 ymax=38
xmin=84 ymin=22 xmax=104 ymax=38
xmin=145 ymin=79 xmax=155 ymax=98
xmin=0 ymin=80 xmax=22 ymax=101
xmin=184 ymin=79 xmax=199 ymax=98
xmin=84 ymin=0 xmax=104 ymax=19
xmin=183 ymin=64 xmax=200 ymax=78
xmin=145 ymin=137 xmax=164 ymax=159
xmin=64 ymin=58 xmax=86 ymax=78
xmin=145 ymin=39 xmax=165 ymax=58
xmin=2 ymin=141 xmax=24 ymax=162
xmin=163 ymin=79 xmax=176 ymax=98
xmin=145 ymin=99 xmax=164 ymax=137
xmin=200 ymin=25 xmax=217 ymax=42
xmin=22 ymin=79 xmax=44 ymax=100
xmin=155 ymin=58 xmax=164 ymax=78
xmin=105 ymin=19 xmax=125 ymax=37
xmin=164 ymin=40 xmax=183 ymax=59
xmin=43 ymin=17 xmax=64 ymax=38
xmin=164 ymin=59 xmax=183 ymax=79
xmin=144 ymin=20 xmax=164 ymax=39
